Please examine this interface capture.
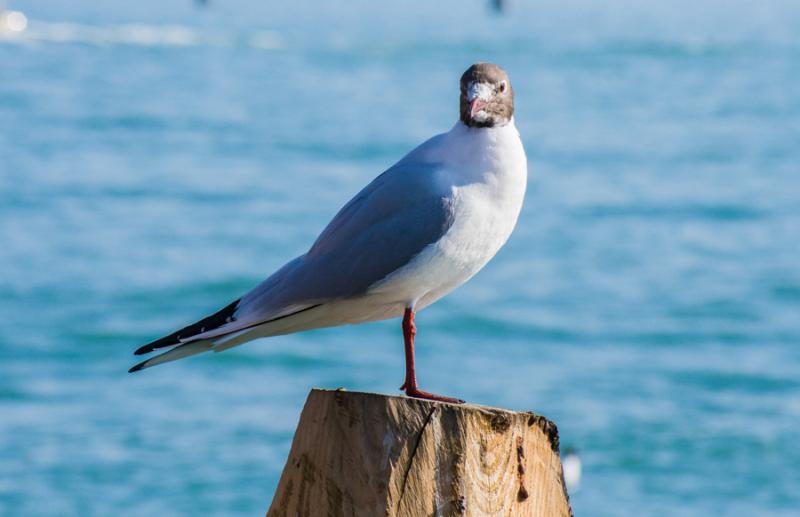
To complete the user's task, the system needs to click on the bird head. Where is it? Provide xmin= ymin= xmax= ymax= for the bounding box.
xmin=459 ymin=63 xmax=514 ymax=128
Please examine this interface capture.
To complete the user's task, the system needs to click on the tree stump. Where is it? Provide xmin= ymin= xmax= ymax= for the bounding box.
xmin=267 ymin=389 xmax=572 ymax=517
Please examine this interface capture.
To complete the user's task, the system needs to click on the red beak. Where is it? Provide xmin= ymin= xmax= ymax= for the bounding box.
xmin=469 ymin=98 xmax=487 ymax=117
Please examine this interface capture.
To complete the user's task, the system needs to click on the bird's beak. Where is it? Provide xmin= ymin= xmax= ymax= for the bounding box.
xmin=469 ymin=97 xmax=487 ymax=117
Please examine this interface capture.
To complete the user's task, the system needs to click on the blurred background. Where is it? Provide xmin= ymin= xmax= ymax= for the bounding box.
xmin=1 ymin=0 xmax=798 ymax=515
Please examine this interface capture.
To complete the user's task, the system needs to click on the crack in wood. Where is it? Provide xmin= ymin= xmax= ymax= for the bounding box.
xmin=267 ymin=390 xmax=572 ymax=517
xmin=398 ymin=405 xmax=437 ymax=504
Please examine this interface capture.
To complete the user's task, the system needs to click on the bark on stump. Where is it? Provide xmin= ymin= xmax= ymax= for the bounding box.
xmin=267 ymin=389 xmax=572 ymax=517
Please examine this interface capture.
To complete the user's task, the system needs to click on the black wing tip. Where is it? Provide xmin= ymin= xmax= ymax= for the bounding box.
xmin=128 ymin=361 xmax=147 ymax=373
xmin=134 ymin=333 xmax=183 ymax=355
xmin=132 ymin=299 xmax=241 ymax=356
xmin=134 ymin=344 xmax=157 ymax=356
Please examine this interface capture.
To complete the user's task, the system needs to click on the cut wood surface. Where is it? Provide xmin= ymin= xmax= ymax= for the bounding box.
xmin=267 ymin=389 xmax=572 ymax=517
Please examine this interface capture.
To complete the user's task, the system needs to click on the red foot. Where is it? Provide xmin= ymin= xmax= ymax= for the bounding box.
xmin=404 ymin=387 xmax=464 ymax=404
xmin=399 ymin=307 xmax=465 ymax=404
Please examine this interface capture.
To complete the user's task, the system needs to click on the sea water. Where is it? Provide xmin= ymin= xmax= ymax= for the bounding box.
xmin=1 ymin=1 xmax=798 ymax=515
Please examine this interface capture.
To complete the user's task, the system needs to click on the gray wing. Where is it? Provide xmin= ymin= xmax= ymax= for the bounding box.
xmin=237 ymin=161 xmax=454 ymax=313
xmin=134 ymin=139 xmax=455 ymax=354
xmin=187 ymin=158 xmax=455 ymax=338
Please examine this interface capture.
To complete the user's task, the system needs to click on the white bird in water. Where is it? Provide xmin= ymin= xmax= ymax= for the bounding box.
xmin=561 ymin=447 xmax=582 ymax=493
xmin=130 ymin=63 xmax=528 ymax=404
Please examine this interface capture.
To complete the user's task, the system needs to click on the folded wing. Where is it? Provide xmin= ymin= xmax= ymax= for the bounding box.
xmin=132 ymin=158 xmax=454 ymax=365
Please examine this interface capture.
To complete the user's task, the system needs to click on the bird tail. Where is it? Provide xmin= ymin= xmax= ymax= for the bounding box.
xmin=128 ymin=340 xmax=213 ymax=373
xmin=210 ymin=304 xmax=327 ymax=352
xmin=128 ymin=304 xmax=329 ymax=372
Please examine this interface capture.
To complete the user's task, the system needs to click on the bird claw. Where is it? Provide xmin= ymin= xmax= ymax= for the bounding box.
xmin=404 ymin=387 xmax=464 ymax=404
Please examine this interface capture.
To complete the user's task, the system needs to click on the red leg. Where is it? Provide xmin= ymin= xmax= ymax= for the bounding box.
xmin=399 ymin=308 xmax=464 ymax=404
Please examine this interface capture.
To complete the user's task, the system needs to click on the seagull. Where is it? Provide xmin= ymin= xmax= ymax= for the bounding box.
xmin=130 ymin=63 xmax=528 ymax=403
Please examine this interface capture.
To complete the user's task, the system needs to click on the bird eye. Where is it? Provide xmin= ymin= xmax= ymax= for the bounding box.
xmin=498 ymin=81 xmax=507 ymax=93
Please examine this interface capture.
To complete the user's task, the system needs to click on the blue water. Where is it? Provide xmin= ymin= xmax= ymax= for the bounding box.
xmin=2 ymin=0 xmax=799 ymax=515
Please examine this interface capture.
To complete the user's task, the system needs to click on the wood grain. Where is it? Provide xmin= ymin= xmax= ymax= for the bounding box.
xmin=267 ymin=389 xmax=572 ymax=517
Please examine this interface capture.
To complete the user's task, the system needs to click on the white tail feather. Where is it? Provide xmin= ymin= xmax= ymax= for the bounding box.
xmin=212 ymin=304 xmax=327 ymax=352
xmin=131 ymin=340 xmax=213 ymax=371
xmin=131 ymin=304 xmax=330 ymax=371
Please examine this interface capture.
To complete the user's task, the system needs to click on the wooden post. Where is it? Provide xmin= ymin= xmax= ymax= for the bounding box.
xmin=267 ymin=389 xmax=572 ymax=517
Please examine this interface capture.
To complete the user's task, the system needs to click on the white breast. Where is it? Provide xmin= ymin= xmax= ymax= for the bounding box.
xmin=370 ymin=119 xmax=528 ymax=310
